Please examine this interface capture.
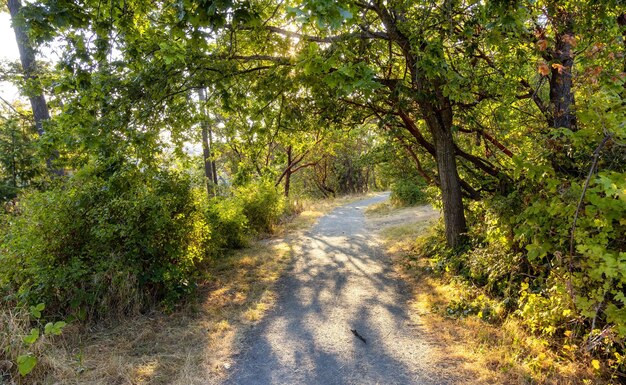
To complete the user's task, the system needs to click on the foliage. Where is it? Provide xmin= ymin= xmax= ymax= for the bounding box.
xmin=390 ymin=178 xmax=428 ymax=206
xmin=206 ymin=196 xmax=249 ymax=250
xmin=2 ymin=0 xmax=626 ymax=381
xmin=1 ymin=163 xmax=211 ymax=318
xmin=234 ymin=180 xmax=286 ymax=234
xmin=0 ymin=302 xmax=65 ymax=381
xmin=0 ymin=108 xmax=41 ymax=200
xmin=420 ymin=161 xmax=626 ymax=377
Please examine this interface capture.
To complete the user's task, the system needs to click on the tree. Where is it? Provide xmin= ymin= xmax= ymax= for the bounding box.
xmin=6 ymin=0 xmax=61 ymax=175
xmin=197 ymin=87 xmax=218 ymax=198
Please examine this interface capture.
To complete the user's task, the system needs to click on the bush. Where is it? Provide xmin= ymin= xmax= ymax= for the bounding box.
xmin=390 ymin=178 xmax=428 ymax=206
xmin=234 ymin=180 xmax=285 ymax=234
xmin=206 ymin=197 xmax=249 ymax=251
xmin=0 ymin=164 xmax=210 ymax=318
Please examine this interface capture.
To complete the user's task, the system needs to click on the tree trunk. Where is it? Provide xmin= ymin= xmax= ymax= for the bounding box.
xmin=8 ymin=0 xmax=61 ymax=175
xmin=284 ymin=146 xmax=292 ymax=197
xmin=197 ymin=88 xmax=215 ymax=198
xmin=422 ymin=100 xmax=467 ymax=248
xmin=208 ymin=126 xmax=218 ymax=185
xmin=549 ymin=29 xmax=577 ymax=130
xmin=412 ymin=78 xmax=467 ymax=248
xmin=544 ymin=8 xmax=579 ymax=176
xmin=375 ymin=3 xmax=467 ymax=247
xmin=284 ymin=170 xmax=291 ymax=197
xmin=617 ymin=14 xmax=626 ymax=93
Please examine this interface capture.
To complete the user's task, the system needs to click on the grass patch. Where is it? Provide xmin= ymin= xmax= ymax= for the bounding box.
xmin=3 ymin=193 xmax=363 ymax=385
xmin=364 ymin=200 xmax=394 ymax=216
xmin=376 ymin=209 xmax=602 ymax=385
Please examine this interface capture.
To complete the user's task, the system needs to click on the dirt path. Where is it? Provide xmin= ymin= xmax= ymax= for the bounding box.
xmin=224 ymin=193 xmax=451 ymax=385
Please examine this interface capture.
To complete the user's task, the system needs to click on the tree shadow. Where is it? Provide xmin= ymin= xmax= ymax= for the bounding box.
xmin=224 ymin=195 xmax=460 ymax=385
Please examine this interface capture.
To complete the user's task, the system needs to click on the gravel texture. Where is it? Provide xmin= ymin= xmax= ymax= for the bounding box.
xmin=224 ymin=193 xmax=450 ymax=385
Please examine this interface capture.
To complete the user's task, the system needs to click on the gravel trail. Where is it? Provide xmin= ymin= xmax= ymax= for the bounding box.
xmin=224 ymin=193 xmax=449 ymax=385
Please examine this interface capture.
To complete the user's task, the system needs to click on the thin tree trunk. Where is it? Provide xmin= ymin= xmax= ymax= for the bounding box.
xmin=208 ymin=126 xmax=218 ymax=185
xmin=617 ymin=14 xmax=626 ymax=92
xmin=284 ymin=146 xmax=292 ymax=197
xmin=10 ymin=129 xmax=17 ymax=188
xmin=284 ymin=170 xmax=291 ymax=197
xmin=8 ymin=0 xmax=61 ymax=175
xmin=197 ymin=88 xmax=215 ymax=198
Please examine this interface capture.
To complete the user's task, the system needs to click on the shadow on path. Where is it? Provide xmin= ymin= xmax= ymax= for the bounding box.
xmin=224 ymin=194 xmax=453 ymax=385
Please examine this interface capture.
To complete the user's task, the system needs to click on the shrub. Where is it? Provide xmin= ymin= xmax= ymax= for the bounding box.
xmin=390 ymin=178 xmax=428 ymax=206
xmin=0 ymin=164 xmax=210 ymax=318
xmin=206 ymin=197 xmax=249 ymax=251
xmin=234 ymin=180 xmax=285 ymax=234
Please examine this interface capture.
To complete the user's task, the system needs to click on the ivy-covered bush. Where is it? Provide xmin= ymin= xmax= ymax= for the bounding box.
xmin=513 ymin=168 xmax=626 ymax=339
xmin=422 ymin=155 xmax=626 ymax=373
xmin=0 ymin=164 xmax=211 ymax=318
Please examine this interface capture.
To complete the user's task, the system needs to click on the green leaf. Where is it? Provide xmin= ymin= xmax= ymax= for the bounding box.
xmin=29 ymin=303 xmax=45 ymax=319
xmin=17 ymin=354 xmax=37 ymax=376
xmin=44 ymin=321 xmax=67 ymax=336
xmin=338 ymin=8 xmax=352 ymax=20
xmin=286 ymin=6 xmax=304 ymax=18
xmin=23 ymin=328 xmax=40 ymax=345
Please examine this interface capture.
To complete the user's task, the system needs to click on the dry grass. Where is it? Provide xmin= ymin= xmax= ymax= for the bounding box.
xmin=0 ymin=193 xmax=364 ymax=385
xmin=279 ymin=193 xmax=376 ymax=235
xmin=0 ymin=306 xmax=69 ymax=384
xmin=371 ymin=207 xmax=606 ymax=385
xmin=363 ymin=200 xmax=394 ymax=216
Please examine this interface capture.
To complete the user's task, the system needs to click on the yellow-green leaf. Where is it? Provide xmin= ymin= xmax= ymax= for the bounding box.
xmin=591 ymin=359 xmax=600 ymax=370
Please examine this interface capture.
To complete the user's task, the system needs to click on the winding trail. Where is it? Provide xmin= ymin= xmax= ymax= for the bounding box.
xmin=225 ymin=193 xmax=449 ymax=385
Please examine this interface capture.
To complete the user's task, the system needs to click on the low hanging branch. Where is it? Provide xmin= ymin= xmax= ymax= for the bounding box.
xmin=398 ymin=140 xmax=435 ymax=185
xmin=458 ymin=123 xmax=515 ymax=158
xmin=0 ymin=96 xmax=28 ymax=118
xmin=275 ymin=135 xmax=326 ymax=187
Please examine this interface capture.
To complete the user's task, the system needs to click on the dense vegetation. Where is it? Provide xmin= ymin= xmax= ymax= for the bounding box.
xmin=0 ymin=0 xmax=625 ymax=382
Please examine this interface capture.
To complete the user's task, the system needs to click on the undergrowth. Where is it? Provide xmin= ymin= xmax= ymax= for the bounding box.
xmin=383 ymin=215 xmax=622 ymax=384
xmin=0 ymin=188 xmax=361 ymax=384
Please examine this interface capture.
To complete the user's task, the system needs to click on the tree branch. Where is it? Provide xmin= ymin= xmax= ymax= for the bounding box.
xmin=233 ymin=24 xmax=389 ymax=43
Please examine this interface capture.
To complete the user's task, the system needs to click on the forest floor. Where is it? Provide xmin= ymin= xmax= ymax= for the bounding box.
xmin=223 ymin=193 xmax=470 ymax=385
xmin=40 ymin=194 xmax=373 ymax=385
xmin=368 ymin=200 xmax=598 ymax=385
xmin=40 ymin=193 xmax=594 ymax=384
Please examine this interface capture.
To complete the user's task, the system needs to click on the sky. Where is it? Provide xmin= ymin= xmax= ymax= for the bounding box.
xmin=0 ymin=12 xmax=22 ymax=101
